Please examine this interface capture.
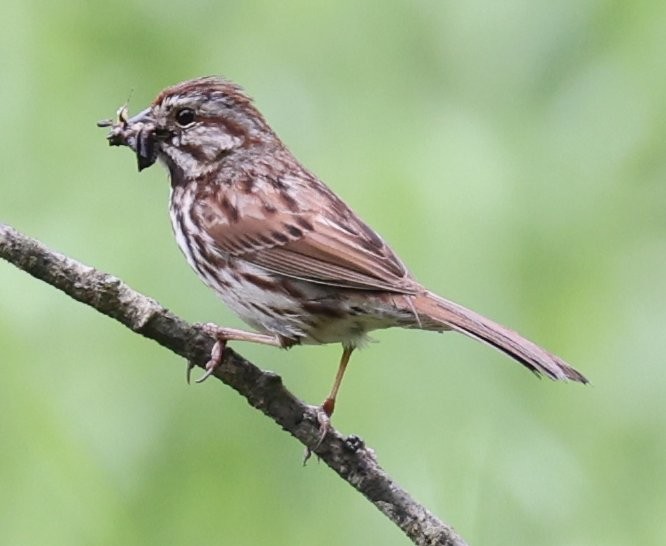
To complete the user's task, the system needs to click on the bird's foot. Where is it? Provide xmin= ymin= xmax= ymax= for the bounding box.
xmin=187 ymin=323 xmax=284 ymax=384
xmin=186 ymin=323 xmax=233 ymax=384
xmin=303 ymin=399 xmax=335 ymax=465
xmin=187 ymin=336 xmax=227 ymax=384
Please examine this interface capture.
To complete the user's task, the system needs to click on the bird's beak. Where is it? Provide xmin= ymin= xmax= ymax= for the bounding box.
xmin=99 ymin=107 xmax=159 ymax=172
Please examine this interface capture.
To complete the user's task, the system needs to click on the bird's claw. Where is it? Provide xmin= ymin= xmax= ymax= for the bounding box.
xmin=303 ymin=404 xmax=332 ymax=465
xmin=186 ymin=338 xmax=226 ymax=384
xmin=186 ymin=360 xmax=196 ymax=384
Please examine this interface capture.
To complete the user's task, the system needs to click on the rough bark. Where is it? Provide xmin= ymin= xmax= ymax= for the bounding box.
xmin=0 ymin=222 xmax=467 ymax=546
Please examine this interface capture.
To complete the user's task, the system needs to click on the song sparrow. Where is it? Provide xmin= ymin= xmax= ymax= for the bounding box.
xmin=99 ymin=76 xmax=586 ymax=439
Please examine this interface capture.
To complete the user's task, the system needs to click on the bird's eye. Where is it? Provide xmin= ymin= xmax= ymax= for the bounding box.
xmin=175 ymin=108 xmax=196 ymax=127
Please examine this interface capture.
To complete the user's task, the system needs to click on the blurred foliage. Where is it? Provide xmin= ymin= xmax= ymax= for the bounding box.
xmin=1 ymin=0 xmax=666 ymax=544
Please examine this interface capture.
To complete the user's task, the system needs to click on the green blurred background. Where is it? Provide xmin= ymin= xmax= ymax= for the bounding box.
xmin=1 ymin=1 xmax=665 ymax=544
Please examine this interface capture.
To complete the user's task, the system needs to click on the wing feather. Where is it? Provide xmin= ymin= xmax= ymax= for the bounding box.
xmin=197 ymin=176 xmax=417 ymax=294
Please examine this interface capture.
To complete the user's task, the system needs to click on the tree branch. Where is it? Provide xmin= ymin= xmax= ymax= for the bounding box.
xmin=0 ymin=222 xmax=467 ymax=546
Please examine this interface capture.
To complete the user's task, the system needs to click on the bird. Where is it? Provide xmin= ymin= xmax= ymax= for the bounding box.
xmin=99 ymin=76 xmax=587 ymax=444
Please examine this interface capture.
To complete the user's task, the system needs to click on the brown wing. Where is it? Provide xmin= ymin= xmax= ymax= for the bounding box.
xmin=197 ymin=173 xmax=418 ymax=294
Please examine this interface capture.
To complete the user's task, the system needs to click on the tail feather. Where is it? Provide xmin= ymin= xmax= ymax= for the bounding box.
xmin=412 ymin=291 xmax=587 ymax=383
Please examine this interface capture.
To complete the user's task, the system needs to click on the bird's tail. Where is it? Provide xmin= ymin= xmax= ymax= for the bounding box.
xmin=411 ymin=291 xmax=587 ymax=383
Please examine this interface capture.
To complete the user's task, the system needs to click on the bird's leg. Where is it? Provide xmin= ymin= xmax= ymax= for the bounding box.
xmin=304 ymin=346 xmax=355 ymax=462
xmin=321 ymin=345 xmax=354 ymax=420
xmin=188 ymin=323 xmax=283 ymax=383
